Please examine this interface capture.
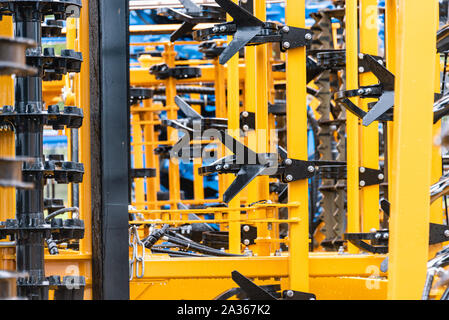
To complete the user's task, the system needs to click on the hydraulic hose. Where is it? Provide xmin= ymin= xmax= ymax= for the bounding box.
xmin=45 ymin=207 xmax=79 ymax=223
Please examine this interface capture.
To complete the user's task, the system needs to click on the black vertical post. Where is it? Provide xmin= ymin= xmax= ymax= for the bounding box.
xmin=90 ymin=0 xmax=130 ymax=300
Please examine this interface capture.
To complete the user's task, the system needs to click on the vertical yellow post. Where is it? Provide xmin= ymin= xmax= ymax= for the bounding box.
xmin=214 ymin=57 xmax=227 ymax=202
xmin=214 ymin=57 xmax=226 ymax=227
xmin=164 ymin=44 xmax=181 ymax=216
xmin=0 ymin=15 xmax=15 ymax=272
xmin=359 ymin=0 xmax=380 ymax=232
xmin=77 ymin=0 xmax=92 ymax=258
xmin=227 ymin=0 xmax=241 ymax=254
xmin=191 ymin=99 xmax=205 ymax=201
xmin=131 ymin=112 xmax=146 ymax=209
xmin=286 ymin=0 xmax=309 ymax=291
xmin=143 ymin=99 xmax=159 ymax=210
xmin=387 ymin=0 xmax=437 ymax=300
xmin=346 ymin=0 xmax=361 ymax=253
xmin=385 ymin=0 xmax=397 ymax=206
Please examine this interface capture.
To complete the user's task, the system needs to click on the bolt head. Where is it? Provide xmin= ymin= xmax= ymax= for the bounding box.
xmin=358 ymin=89 xmax=365 ymax=95
xmin=286 ymin=175 xmax=294 ymax=182
xmin=378 ymin=59 xmax=383 ymax=65
xmin=283 ymin=41 xmax=291 ymax=49
xmin=215 ymin=165 xmax=222 ymax=170
xmin=305 ymin=33 xmax=312 ymax=40
xmin=383 ymin=233 xmax=389 ymax=239
xmin=243 ymin=225 xmax=250 ymax=232
xmin=223 ymin=164 xmax=230 ymax=170
xmin=282 ymin=26 xmax=290 ymax=33
xmin=445 ymin=230 xmax=449 ymax=238
xmin=360 ymin=167 xmax=366 ymax=173
xmin=242 ymin=111 xmax=249 ymax=118
xmin=358 ymin=53 xmax=364 ymax=59
xmin=212 ymin=26 xmax=219 ymax=33
xmin=285 ymin=159 xmax=293 ymax=166
xmin=378 ymin=173 xmax=384 ymax=180
xmin=359 ymin=66 xmax=365 ymax=73
xmin=307 ymin=166 xmax=315 ymax=173
xmin=243 ymin=124 xmax=249 ymax=131
xmin=360 ymin=180 xmax=366 ymax=187
xmin=286 ymin=290 xmax=294 ymax=298
xmin=243 ymin=239 xmax=250 ymax=245
xmin=375 ymin=233 xmax=382 ymax=239
xmin=219 ymin=26 xmax=227 ymax=32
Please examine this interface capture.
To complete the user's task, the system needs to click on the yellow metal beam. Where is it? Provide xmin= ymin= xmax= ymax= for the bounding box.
xmin=226 ymin=0 xmax=241 ymax=254
xmin=286 ymin=0 xmax=309 ymax=292
xmin=359 ymin=0 xmax=380 ymax=232
xmin=387 ymin=0 xmax=438 ymax=300
xmin=137 ymin=254 xmax=387 ymax=279
xmin=346 ymin=0 xmax=361 ymax=253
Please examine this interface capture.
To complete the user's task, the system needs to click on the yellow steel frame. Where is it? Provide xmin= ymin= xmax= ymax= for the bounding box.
xmin=31 ymin=0 xmax=443 ymax=301
xmin=387 ymin=0 xmax=438 ymax=299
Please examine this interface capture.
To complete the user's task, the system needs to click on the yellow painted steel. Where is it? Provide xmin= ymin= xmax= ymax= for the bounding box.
xmin=226 ymin=0 xmax=242 ymax=254
xmin=44 ymin=1 xmax=93 ymax=299
xmin=345 ymin=0 xmax=361 ymax=254
xmin=387 ymin=0 xmax=438 ymax=300
xmin=286 ymin=0 xmax=309 ymax=291
xmin=0 ymin=16 xmax=16 ymax=273
xmin=359 ymin=0 xmax=380 ymax=232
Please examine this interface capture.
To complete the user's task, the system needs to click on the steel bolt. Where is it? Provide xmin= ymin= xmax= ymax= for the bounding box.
xmin=243 ymin=239 xmax=250 ymax=246
xmin=445 ymin=230 xmax=449 ymax=238
xmin=358 ymin=89 xmax=364 ymax=95
xmin=243 ymin=124 xmax=249 ymax=131
xmin=308 ymin=166 xmax=315 ymax=173
xmin=219 ymin=26 xmax=227 ymax=32
xmin=215 ymin=165 xmax=222 ymax=170
xmin=286 ymin=290 xmax=294 ymax=298
xmin=378 ymin=173 xmax=384 ymax=180
xmin=383 ymin=233 xmax=389 ymax=239
xmin=305 ymin=33 xmax=312 ymax=40
xmin=360 ymin=180 xmax=366 ymax=187
xmin=285 ymin=159 xmax=293 ymax=166
xmin=375 ymin=233 xmax=382 ymax=239
xmin=243 ymin=225 xmax=250 ymax=232
xmin=358 ymin=53 xmax=364 ymax=59
xmin=213 ymin=26 xmax=219 ymax=33
xmin=360 ymin=167 xmax=366 ymax=173
xmin=286 ymin=175 xmax=294 ymax=182
xmin=282 ymin=26 xmax=290 ymax=33
xmin=378 ymin=59 xmax=383 ymax=65
xmin=283 ymin=41 xmax=291 ymax=49
xmin=223 ymin=164 xmax=230 ymax=170
xmin=242 ymin=111 xmax=249 ymax=118
xmin=359 ymin=66 xmax=365 ymax=73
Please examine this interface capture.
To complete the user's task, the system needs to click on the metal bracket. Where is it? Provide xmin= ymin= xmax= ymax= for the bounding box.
xmin=345 ymin=223 xmax=449 ymax=254
xmin=359 ymin=167 xmax=384 ymax=187
xmin=240 ymin=111 xmax=255 ymax=132
xmin=129 ymin=87 xmax=154 ymax=105
xmin=192 ymin=0 xmax=311 ymax=64
xmin=215 ymin=271 xmax=316 ymax=300
xmin=157 ymin=0 xmax=226 ymax=41
xmin=149 ymin=63 xmax=201 ymax=80
xmin=334 ymin=53 xmax=395 ymax=126
xmin=130 ymin=168 xmax=157 ymax=179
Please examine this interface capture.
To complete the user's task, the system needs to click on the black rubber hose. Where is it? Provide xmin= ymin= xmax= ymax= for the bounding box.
xmin=150 ymin=248 xmax=209 ymax=258
xmin=163 ymin=234 xmax=242 ymax=257
xmin=153 ymin=86 xmax=216 ymax=95
xmin=45 ymin=207 xmax=79 ymax=223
